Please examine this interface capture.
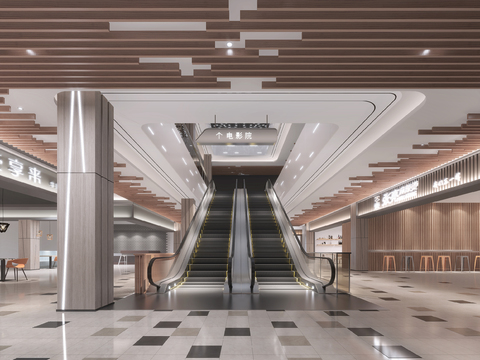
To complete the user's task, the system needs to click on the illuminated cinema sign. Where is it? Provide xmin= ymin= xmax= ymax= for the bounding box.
xmin=196 ymin=128 xmax=278 ymax=145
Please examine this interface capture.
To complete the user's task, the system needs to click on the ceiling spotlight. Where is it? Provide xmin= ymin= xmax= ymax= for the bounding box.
xmin=161 ymin=145 xmax=167 ymax=152
xmin=26 ymin=49 xmax=36 ymax=55
xmin=422 ymin=49 xmax=430 ymax=56
xmin=300 ymin=166 xmax=304 ymax=170
xmin=227 ymin=42 xmax=233 ymax=48
xmin=17 ymin=107 xmax=23 ymax=111
xmin=227 ymin=49 xmax=233 ymax=56
xmin=309 ymin=152 xmax=314 ymax=158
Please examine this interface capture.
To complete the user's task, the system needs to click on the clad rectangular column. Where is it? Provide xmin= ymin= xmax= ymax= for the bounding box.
xmin=18 ymin=219 xmax=40 ymax=270
xmin=56 ymin=91 xmax=114 ymax=311
xmin=181 ymin=198 xmax=196 ymax=239
xmin=350 ymin=203 xmax=368 ymax=271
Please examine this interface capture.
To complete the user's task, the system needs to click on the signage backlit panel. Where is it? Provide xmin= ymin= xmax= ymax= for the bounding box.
xmin=196 ymin=128 xmax=278 ymax=145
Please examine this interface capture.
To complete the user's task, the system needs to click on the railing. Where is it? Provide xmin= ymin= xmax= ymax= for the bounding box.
xmin=315 ymin=252 xmax=351 ymax=293
xmin=243 ymin=180 xmax=256 ymax=292
xmin=227 ymin=179 xmax=238 ymax=292
xmin=148 ymin=180 xmax=216 ymax=292
xmin=266 ymin=180 xmax=336 ymax=292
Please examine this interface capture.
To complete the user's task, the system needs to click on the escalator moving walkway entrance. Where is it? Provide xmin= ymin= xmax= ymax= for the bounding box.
xmin=178 ymin=191 xmax=233 ymax=288
xmin=249 ymin=191 xmax=305 ymax=290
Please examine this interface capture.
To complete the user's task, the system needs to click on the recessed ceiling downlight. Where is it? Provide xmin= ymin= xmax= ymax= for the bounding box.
xmin=227 ymin=42 xmax=233 ymax=47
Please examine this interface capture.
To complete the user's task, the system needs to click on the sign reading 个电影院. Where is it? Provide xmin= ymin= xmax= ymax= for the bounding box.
xmin=196 ymin=128 xmax=278 ymax=145
xmin=0 ymin=147 xmax=57 ymax=192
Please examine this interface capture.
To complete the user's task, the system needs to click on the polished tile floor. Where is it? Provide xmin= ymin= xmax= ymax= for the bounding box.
xmin=1 ymin=265 xmax=480 ymax=360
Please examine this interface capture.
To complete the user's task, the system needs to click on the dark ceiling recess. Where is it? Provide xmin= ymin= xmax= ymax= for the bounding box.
xmin=213 ymin=166 xmax=283 ymax=176
xmin=210 ymin=123 xmax=270 ymax=129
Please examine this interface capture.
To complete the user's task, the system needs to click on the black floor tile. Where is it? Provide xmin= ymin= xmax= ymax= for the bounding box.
xmin=34 ymin=321 xmax=69 ymax=328
xmin=449 ymin=300 xmax=475 ymax=304
xmin=154 ymin=321 xmax=181 ymax=328
xmin=324 ymin=310 xmax=349 ymax=316
xmin=186 ymin=345 xmax=222 ymax=358
xmin=154 ymin=309 xmax=173 ymax=312
xmin=266 ymin=309 xmax=285 ymax=312
xmin=400 ymin=277 xmax=410 ymax=279
xmin=224 ymin=328 xmax=251 ymax=336
xmin=413 ymin=315 xmax=447 ymax=322
xmin=439 ymin=282 xmax=451 ymax=284
xmin=372 ymin=291 xmax=387 ymax=293
xmin=379 ymin=297 xmax=400 ymax=301
xmin=188 ymin=311 xmax=210 ymax=316
xmin=399 ymin=286 xmax=414 ymax=288
xmin=348 ymin=327 xmax=384 ymax=337
xmin=134 ymin=336 xmax=169 ymax=346
xmin=14 ymin=358 xmax=50 ymax=360
xmin=359 ymin=309 xmax=379 ymax=312
xmin=114 ymin=286 xmax=123 ymax=288
xmin=373 ymin=345 xmax=421 ymax=358
xmin=40 ymin=293 xmax=57 ymax=296
xmin=272 ymin=321 xmax=297 ymax=328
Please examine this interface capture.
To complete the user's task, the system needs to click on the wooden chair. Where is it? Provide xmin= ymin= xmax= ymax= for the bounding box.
xmin=5 ymin=258 xmax=28 ymax=281
xmin=53 ymin=256 xmax=58 ymax=268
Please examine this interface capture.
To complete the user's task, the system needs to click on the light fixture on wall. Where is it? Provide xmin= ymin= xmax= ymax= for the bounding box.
xmin=47 ymin=221 xmax=53 ymax=240
xmin=0 ymin=189 xmax=10 ymax=233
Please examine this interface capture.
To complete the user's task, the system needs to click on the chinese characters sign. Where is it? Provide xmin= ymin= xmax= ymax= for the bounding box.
xmin=197 ymin=128 xmax=277 ymax=145
xmin=0 ymin=148 xmax=57 ymax=192
xmin=373 ymin=180 xmax=419 ymax=210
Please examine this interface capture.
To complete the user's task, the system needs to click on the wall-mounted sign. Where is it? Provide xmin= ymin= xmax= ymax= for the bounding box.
xmin=196 ymin=128 xmax=278 ymax=145
xmin=0 ymin=148 xmax=57 ymax=193
xmin=374 ymin=180 xmax=419 ymax=210
xmin=358 ymin=151 xmax=479 ymax=216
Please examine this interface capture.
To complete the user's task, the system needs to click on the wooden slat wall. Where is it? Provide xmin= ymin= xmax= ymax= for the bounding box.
xmin=368 ymin=203 xmax=480 ymax=270
xmin=341 ymin=222 xmax=351 ymax=253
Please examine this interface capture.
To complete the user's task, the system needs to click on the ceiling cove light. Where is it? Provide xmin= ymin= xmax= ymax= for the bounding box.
xmin=295 ymin=153 xmax=301 ymax=161
xmin=309 ymin=151 xmax=314 ymax=158
xmin=26 ymin=49 xmax=36 ymax=55
xmin=293 ymin=175 xmax=297 ymax=179
xmin=182 ymin=157 xmax=187 ymax=165
xmin=161 ymin=145 xmax=167 ymax=152
xmin=189 ymin=170 xmax=194 ymax=176
xmin=422 ymin=49 xmax=431 ymax=56
xmin=147 ymin=126 xmax=154 ymax=135
xmin=300 ymin=166 xmax=304 ymax=171
xmin=312 ymin=123 xmax=320 ymax=134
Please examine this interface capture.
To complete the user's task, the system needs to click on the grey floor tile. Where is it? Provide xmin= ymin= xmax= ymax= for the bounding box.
xmin=91 ymin=328 xmax=127 ymax=336
xmin=324 ymin=311 xmax=348 ymax=316
xmin=0 ymin=311 xmax=18 ymax=316
xmin=278 ymin=336 xmax=311 ymax=346
xmin=118 ymin=316 xmax=145 ymax=322
xmin=224 ymin=328 xmax=251 ymax=336
xmin=373 ymin=345 xmax=421 ymax=358
xmin=134 ymin=336 xmax=169 ymax=346
xmin=154 ymin=321 xmax=182 ymax=328
xmin=272 ymin=321 xmax=297 ymax=328
xmin=408 ymin=307 xmax=434 ymax=311
xmin=186 ymin=345 xmax=222 ymax=358
xmin=317 ymin=321 xmax=345 ymax=328
xmin=189 ymin=311 xmax=210 ymax=316
xmin=413 ymin=315 xmax=447 ymax=322
xmin=372 ymin=291 xmax=387 ymax=293
xmin=348 ymin=327 xmax=384 ymax=336
xmin=172 ymin=328 xmax=201 ymax=336
xmin=446 ymin=328 xmax=480 ymax=336
xmin=34 ymin=321 xmax=69 ymax=328
xmin=229 ymin=310 xmax=248 ymax=316
xmin=0 ymin=346 xmax=11 ymax=352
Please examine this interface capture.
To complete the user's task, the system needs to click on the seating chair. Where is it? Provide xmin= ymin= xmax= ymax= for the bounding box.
xmin=53 ymin=256 xmax=58 ymax=268
xmin=5 ymin=258 xmax=29 ymax=281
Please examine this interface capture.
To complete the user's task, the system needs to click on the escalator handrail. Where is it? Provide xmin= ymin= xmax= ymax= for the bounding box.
xmin=227 ymin=179 xmax=238 ymax=291
xmin=266 ymin=179 xmax=336 ymax=289
xmin=243 ymin=179 xmax=256 ymax=292
xmin=148 ymin=180 xmax=215 ymax=289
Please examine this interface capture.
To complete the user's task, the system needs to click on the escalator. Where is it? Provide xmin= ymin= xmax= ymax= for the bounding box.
xmin=178 ymin=191 xmax=233 ymax=288
xmin=249 ymin=191 xmax=306 ymax=290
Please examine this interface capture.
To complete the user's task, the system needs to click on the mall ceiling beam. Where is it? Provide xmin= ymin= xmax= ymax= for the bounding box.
xmin=0 ymin=41 xmax=217 ymax=50
xmin=0 ymin=83 xmax=231 ymax=89
xmin=0 ymin=64 xmax=180 ymax=71
xmin=0 ymin=0 xmax=229 ymax=11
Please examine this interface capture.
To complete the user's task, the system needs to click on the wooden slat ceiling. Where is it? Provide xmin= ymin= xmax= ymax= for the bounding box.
xmin=1 ymin=0 xmax=480 ymax=88
xmin=291 ymin=113 xmax=480 ymax=226
xmin=0 ymin=91 xmax=182 ymax=222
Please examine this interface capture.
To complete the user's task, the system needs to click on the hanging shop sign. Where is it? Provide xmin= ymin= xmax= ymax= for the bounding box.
xmin=196 ymin=128 xmax=278 ymax=145
xmin=0 ymin=147 xmax=57 ymax=193
xmin=358 ymin=151 xmax=479 ymax=216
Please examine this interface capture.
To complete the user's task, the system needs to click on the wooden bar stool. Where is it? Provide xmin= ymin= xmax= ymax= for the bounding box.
xmin=474 ymin=256 xmax=480 ymax=271
xmin=419 ymin=255 xmax=435 ymax=271
xmin=436 ymin=255 xmax=452 ymax=271
xmin=383 ymin=255 xmax=396 ymax=271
